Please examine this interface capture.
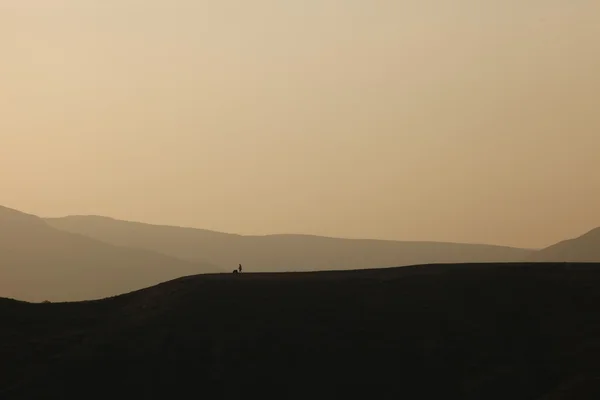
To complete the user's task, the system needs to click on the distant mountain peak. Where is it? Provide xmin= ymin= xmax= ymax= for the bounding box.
xmin=529 ymin=225 xmax=600 ymax=263
xmin=0 ymin=205 xmax=46 ymax=227
xmin=580 ymin=226 xmax=600 ymax=238
xmin=55 ymin=214 xmax=117 ymax=221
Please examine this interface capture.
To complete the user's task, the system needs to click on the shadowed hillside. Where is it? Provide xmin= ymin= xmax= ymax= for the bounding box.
xmin=530 ymin=227 xmax=600 ymax=262
xmin=46 ymin=215 xmax=534 ymax=271
xmin=2 ymin=263 xmax=600 ymax=399
xmin=0 ymin=206 xmax=221 ymax=302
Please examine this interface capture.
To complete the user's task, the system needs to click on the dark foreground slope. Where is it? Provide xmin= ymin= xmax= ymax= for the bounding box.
xmin=47 ymin=215 xmax=535 ymax=271
xmin=2 ymin=263 xmax=600 ymax=400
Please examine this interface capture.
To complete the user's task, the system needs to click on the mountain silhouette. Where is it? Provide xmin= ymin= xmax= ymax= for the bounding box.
xmin=0 ymin=206 xmax=221 ymax=302
xmin=2 ymin=263 xmax=600 ymax=399
xmin=530 ymin=227 xmax=600 ymax=262
xmin=46 ymin=215 xmax=535 ymax=271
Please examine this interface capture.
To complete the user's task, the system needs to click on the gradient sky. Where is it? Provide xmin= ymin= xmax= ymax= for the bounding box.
xmin=2 ymin=0 xmax=599 ymax=248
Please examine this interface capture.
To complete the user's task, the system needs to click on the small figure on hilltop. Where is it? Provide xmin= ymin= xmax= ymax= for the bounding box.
xmin=238 ymin=264 xmax=242 ymax=273
xmin=233 ymin=264 xmax=242 ymax=274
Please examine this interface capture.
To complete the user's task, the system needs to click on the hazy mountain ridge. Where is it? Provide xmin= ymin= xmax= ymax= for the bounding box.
xmin=0 ymin=205 xmax=47 ymax=229
xmin=4 ymin=205 xmax=600 ymax=303
xmin=530 ymin=227 xmax=600 ymax=262
xmin=46 ymin=214 xmax=535 ymax=272
xmin=0 ymin=207 xmax=221 ymax=302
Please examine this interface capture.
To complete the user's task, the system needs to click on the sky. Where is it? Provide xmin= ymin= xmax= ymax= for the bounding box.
xmin=1 ymin=0 xmax=599 ymax=249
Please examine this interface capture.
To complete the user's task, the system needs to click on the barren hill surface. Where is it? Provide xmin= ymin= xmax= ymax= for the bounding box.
xmin=2 ymin=262 xmax=600 ymax=399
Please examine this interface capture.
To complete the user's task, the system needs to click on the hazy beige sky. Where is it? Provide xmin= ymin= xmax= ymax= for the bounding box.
xmin=1 ymin=0 xmax=599 ymax=248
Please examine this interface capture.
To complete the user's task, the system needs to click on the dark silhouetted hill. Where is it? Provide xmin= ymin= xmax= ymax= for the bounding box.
xmin=0 ymin=206 xmax=221 ymax=302
xmin=2 ymin=263 xmax=600 ymax=399
xmin=530 ymin=227 xmax=600 ymax=262
xmin=46 ymin=215 xmax=534 ymax=271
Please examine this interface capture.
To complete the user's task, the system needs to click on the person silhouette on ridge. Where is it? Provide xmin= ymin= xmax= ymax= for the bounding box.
xmin=238 ymin=264 xmax=242 ymax=273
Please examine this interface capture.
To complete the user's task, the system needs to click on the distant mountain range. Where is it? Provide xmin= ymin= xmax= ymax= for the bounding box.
xmin=0 ymin=206 xmax=221 ymax=302
xmin=529 ymin=227 xmax=600 ymax=262
xmin=45 ymin=215 xmax=534 ymax=272
xmin=2 ymin=205 xmax=599 ymax=302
